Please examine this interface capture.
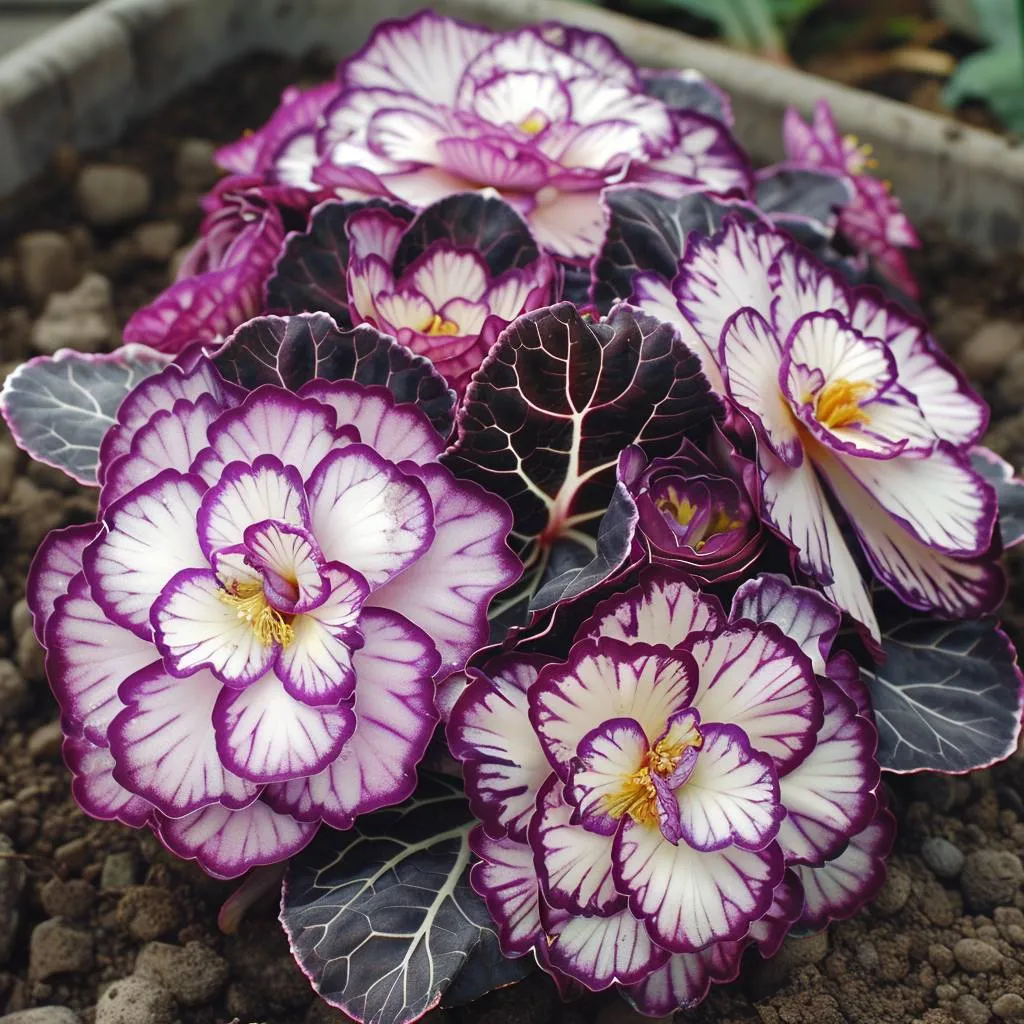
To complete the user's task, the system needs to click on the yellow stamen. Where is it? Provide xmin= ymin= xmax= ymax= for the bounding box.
xmin=603 ymin=729 xmax=704 ymax=827
xmin=422 ymin=313 xmax=460 ymax=337
xmin=518 ymin=114 xmax=546 ymax=136
xmin=656 ymin=486 xmax=697 ymax=527
xmin=815 ymin=379 xmax=873 ymax=430
xmin=218 ymin=582 xmax=294 ymax=648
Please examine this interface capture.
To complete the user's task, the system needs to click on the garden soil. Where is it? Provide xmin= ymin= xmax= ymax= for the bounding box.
xmin=1 ymin=54 xmax=1024 ymax=1024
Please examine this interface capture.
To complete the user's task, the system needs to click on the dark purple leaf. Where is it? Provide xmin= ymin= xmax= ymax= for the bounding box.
xmin=756 ymin=166 xmax=853 ymax=229
xmin=591 ymin=188 xmax=746 ymax=312
xmin=266 ymin=199 xmax=413 ymax=325
xmin=971 ymin=446 xmax=1024 ymax=548
xmin=214 ymin=312 xmax=455 ymax=437
xmin=281 ymin=775 xmax=524 ymax=1024
xmin=0 ymin=347 xmax=167 ymax=486
xmin=392 ymin=192 xmax=541 ymax=280
xmin=861 ymin=596 xmax=1023 ymax=774
xmin=442 ymin=302 xmax=720 ymax=629
xmin=642 ymin=70 xmax=732 ymax=125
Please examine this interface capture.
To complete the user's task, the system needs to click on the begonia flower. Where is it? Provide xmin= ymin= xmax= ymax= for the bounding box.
xmin=256 ymin=12 xmax=752 ymax=260
xmin=633 ymin=217 xmax=998 ymax=637
xmin=27 ymin=355 xmax=519 ymax=879
xmin=448 ymin=568 xmax=889 ymax=1014
xmin=782 ymin=100 xmax=920 ymax=297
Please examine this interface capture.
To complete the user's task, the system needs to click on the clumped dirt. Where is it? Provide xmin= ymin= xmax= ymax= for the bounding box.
xmin=1 ymin=51 xmax=1024 ymax=1024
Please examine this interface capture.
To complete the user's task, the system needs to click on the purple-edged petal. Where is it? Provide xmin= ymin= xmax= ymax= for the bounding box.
xmin=730 ymin=573 xmax=840 ymax=676
xmin=749 ymin=869 xmax=804 ymax=959
xmin=306 ymin=445 xmax=434 ymax=587
xmin=193 ymin=388 xmax=344 ymax=484
xmin=212 ymin=671 xmax=355 ymax=784
xmin=469 ymin=828 xmax=544 ymax=958
xmin=777 ymin=680 xmax=879 ymax=866
xmin=568 ymin=717 xmax=649 ymax=837
xmin=720 ymin=307 xmax=802 ymax=466
xmin=530 ymin=639 xmax=699 ymax=778
xmin=263 ymin=608 xmax=439 ymax=828
xmin=45 ymin=574 xmax=156 ymax=744
xmin=527 ymin=190 xmax=607 ymax=261
xmin=155 ymin=800 xmax=316 ymax=880
xmin=675 ymin=723 xmax=782 ymax=852
xmin=110 ymin=665 xmax=258 ymax=816
xmin=447 ymin=654 xmax=553 ymax=841
xmin=794 ymin=805 xmax=896 ymax=930
xmin=83 ymin=470 xmax=207 ymax=638
xmin=368 ymin=464 xmax=521 ymax=676
xmin=621 ymin=941 xmax=744 ymax=1016
xmin=300 ymin=380 xmax=446 ymax=466
xmin=613 ymin=821 xmax=784 ymax=953
xmin=197 ymin=456 xmax=309 ymax=561
xmin=243 ymin=520 xmax=327 ymax=613
xmin=152 ymin=569 xmax=274 ymax=686
xmin=685 ymin=622 xmax=822 ymax=772
xmin=530 ymin=774 xmax=622 ymax=916
xmin=542 ymin=901 xmax=669 ymax=990
xmin=101 ymin=395 xmax=223 ymax=508
xmin=276 ymin=564 xmax=367 ymax=707
xmin=576 ymin=566 xmax=724 ymax=648
xmin=63 ymin=736 xmax=153 ymax=828
xmin=27 ymin=523 xmax=98 ymax=643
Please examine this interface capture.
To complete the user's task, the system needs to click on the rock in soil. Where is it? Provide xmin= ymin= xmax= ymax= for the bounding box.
xmin=0 ymin=660 xmax=29 ymax=722
xmin=953 ymin=937 xmax=1003 ymax=972
xmin=15 ymin=233 xmax=80 ymax=304
xmin=134 ymin=941 xmax=229 ymax=1007
xmin=75 ymin=166 xmax=152 ymax=228
xmin=38 ymin=879 xmax=95 ymax=921
xmin=994 ymin=993 xmax=1024 ymax=1020
xmin=31 ymin=272 xmax=118 ymax=355
xmin=958 ymin=319 xmax=1024 ymax=381
xmin=0 ymin=833 xmax=25 ymax=966
xmin=115 ymin=887 xmax=181 ymax=942
xmin=961 ymin=849 xmax=1024 ymax=912
xmin=0 ymin=1010 xmax=81 ymax=1024
xmin=94 ymin=977 xmax=174 ymax=1024
xmin=922 ymin=836 xmax=966 ymax=879
xmin=28 ymin=919 xmax=94 ymax=980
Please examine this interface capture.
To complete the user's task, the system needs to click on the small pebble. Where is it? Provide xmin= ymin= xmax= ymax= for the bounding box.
xmin=960 ymin=320 xmax=1024 ymax=382
xmin=0 ymin=833 xmax=26 ymax=965
xmin=75 ymin=165 xmax=152 ymax=227
xmin=135 ymin=940 xmax=229 ymax=1006
xmin=28 ymin=919 xmax=94 ymax=979
xmin=133 ymin=221 xmax=183 ymax=263
xmin=994 ymin=993 xmax=1024 ymax=1020
xmin=928 ymin=943 xmax=956 ymax=974
xmin=27 ymin=720 xmax=63 ymax=761
xmin=0 ymin=659 xmax=29 ymax=721
xmin=174 ymin=138 xmax=220 ymax=191
xmin=0 ymin=1009 xmax=82 ymax=1024
xmin=39 ymin=878 xmax=95 ymax=920
xmin=54 ymin=837 xmax=91 ymax=874
xmin=101 ymin=852 xmax=137 ymax=891
xmin=961 ymin=849 xmax=1024 ymax=913
xmin=15 ymin=232 xmax=80 ymax=304
xmin=955 ymin=994 xmax=993 ymax=1024
xmin=32 ymin=271 xmax=118 ymax=354
xmin=873 ymin=866 xmax=911 ymax=915
xmin=953 ymin=937 xmax=1003 ymax=972
xmin=94 ymin=976 xmax=175 ymax=1024
xmin=116 ymin=886 xmax=181 ymax=941
xmin=922 ymin=837 xmax=965 ymax=879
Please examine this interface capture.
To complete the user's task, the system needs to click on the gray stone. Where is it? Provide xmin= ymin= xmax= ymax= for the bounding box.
xmin=76 ymin=165 xmax=152 ymax=227
xmin=133 ymin=221 xmax=183 ymax=264
xmin=116 ymin=886 xmax=181 ymax=941
xmin=135 ymin=940 xmax=229 ymax=1006
xmin=955 ymin=994 xmax=993 ymax=1024
xmin=174 ymin=138 xmax=219 ymax=191
xmin=953 ymin=937 xmax=1003 ymax=972
xmin=0 ymin=659 xmax=29 ymax=721
xmin=32 ymin=271 xmax=117 ymax=354
xmin=101 ymin=851 xmax=138 ymax=891
xmin=39 ymin=878 xmax=95 ymax=920
xmin=0 ymin=1009 xmax=82 ymax=1024
xmin=29 ymin=918 xmax=94 ymax=979
xmin=922 ymin=836 xmax=966 ymax=879
xmin=994 ymin=993 xmax=1024 ymax=1020
xmin=0 ymin=437 xmax=18 ymax=503
xmin=872 ymin=866 xmax=911 ymax=915
xmin=16 ymin=232 xmax=80 ymax=304
xmin=28 ymin=720 xmax=63 ymax=761
xmin=94 ymin=976 xmax=175 ymax=1024
xmin=960 ymin=320 xmax=1024 ymax=382
xmin=0 ymin=833 xmax=26 ymax=965
xmin=961 ymin=849 xmax=1024 ymax=913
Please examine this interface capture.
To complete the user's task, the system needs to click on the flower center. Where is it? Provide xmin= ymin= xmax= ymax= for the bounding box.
xmin=219 ymin=581 xmax=294 ymax=647
xmin=815 ymin=378 xmax=873 ymax=430
xmin=843 ymin=133 xmax=878 ymax=173
xmin=655 ymin=485 xmax=742 ymax=551
xmin=604 ymin=727 xmax=704 ymax=827
xmin=518 ymin=114 xmax=547 ymax=136
xmin=422 ymin=312 xmax=460 ymax=337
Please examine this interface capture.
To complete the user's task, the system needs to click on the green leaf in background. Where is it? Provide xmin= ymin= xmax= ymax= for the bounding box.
xmin=942 ymin=0 xmax=1024 ymax=133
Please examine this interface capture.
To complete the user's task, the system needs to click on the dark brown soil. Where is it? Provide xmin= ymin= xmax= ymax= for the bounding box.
xmin=1 ymin=49 xmax=1024 ymax=1024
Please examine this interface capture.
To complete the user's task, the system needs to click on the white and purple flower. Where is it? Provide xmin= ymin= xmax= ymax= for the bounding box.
xmin=259 ymin=12 xmax=751 ymax=261
xmin=27 ymin=356 xmax=519 ymax=878
xmin=449 ymin=568 xmax=889 ymax=1014
xmin=782 ymin=100 xmax=920 ymax=297
xmin=633 ymin=217 xmax=999 ymax=637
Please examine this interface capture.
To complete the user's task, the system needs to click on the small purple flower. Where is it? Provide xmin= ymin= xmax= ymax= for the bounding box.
xmin=634 ymin=217 xmax=998 ymax=638
xmin=123 ymin=177 xmax=286 ymax=354
xmin=251 ymin=13 xmax=752 ymax=261
xmin=619 ymin=427 xmax=764 ymax=583
xmin=782 ymin=100 xmax=920 ymax=297
xmin=27 ymin=358 xmax=520 ymax=879
xmin=448 ymin=568 xmax=887 ymax=1013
